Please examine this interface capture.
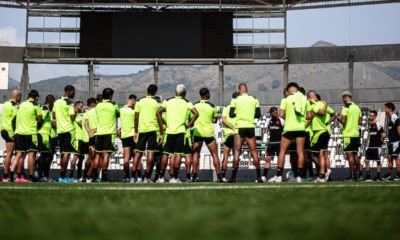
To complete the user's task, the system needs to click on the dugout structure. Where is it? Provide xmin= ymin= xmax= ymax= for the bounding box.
xmin=0 ymin=0 xmax=399 ymax=106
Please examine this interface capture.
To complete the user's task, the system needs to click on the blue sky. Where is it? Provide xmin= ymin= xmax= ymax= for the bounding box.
xmin=0 ymin=3 xmax=399 ymax=82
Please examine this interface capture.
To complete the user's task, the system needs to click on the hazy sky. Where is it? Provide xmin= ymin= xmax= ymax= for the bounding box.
xmin=0 ymin=3 xmax=399 ymax=82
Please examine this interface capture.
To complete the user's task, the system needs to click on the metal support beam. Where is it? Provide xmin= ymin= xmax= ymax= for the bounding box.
xmin=20 ymin=62 xmax=30 ymax=99
xmin=154 ymin=62 xmax=159 ymax=86
xmin=348 ymin=61 xmax=354 ymax=93
xmin=283 ymin=62 xmax=288 ymax=88
xmin=218 ymin=62 xmax=224 ymax=106
xmin=88 ymin=61 xmax=94 ymax=97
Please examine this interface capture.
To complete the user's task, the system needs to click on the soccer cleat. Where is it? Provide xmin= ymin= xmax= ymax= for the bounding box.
xmin=58 ymin=177 xmax=65 ymax=183
xmin=325 ymin=169 xmax=332 ymax=182
xmin=2 ymin=178 xmax=9 ymax=182
xmin=136 ymin=177 xmax=143 ymax=183
xmin=169 ymin=178 xmax=177 ymax=183
xmin=192 ymin=177 xmax=199 ymax=183
xmin=286 ymin=177 xmax=297 ymax=183
xmin=383 ymin=173 xmax=392 ymax=181
xmin=313 ymin=178 xmax=325 ymax=183
xmin=393 ymin=175 xmax=400 ymax=181
xmin=80 ymin=178 xmax=87 ymax=183
xmin=228 ymin=178 xmax=236 ymax=183
xmin=96 ymin=178 xmax=101 ymax=183
xmin=124 ymin=178 xmax=130 ymax=183
xmin=374 ymin=176 xmax=382 ymax=181
xmin=86 ymin=177 xmax=93 ymax=183
xmin=268 ymin=175 xmax=282 ymax=183
xmin=364 ymin=175 xmax=372 ymax=182
xmin=63 ymin=178 xmax=73 ymax=183
xmin=185 ymin=178 xmax=191 ymax=183
xmin=221 ymin=177 xmax=228 ymax=183
xmin=38 ymin=177 xmax=49 ymax=182
xmin=156 ymin=178 xmax=165 ymax=183
xmin=72 ymin=178 xmax=79 ymax=183
xmin=261 ymin=176 xmax=267 ymax=183
xmin=255 ymin=178 xmax=263 ymax=183
xmin=130 ymin=177 xmax=136 ymax=183
xmin=16 ymin=177 xmax=29 ymax=183
xmin=143 ymin=178 xmax=148 ymax=183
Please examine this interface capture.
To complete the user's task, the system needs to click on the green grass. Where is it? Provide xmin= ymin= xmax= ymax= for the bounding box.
xmin=1 ymin=182 xmax=400 ymax=240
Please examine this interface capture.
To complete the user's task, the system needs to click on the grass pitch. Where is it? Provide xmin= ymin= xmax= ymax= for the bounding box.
xmin=1 ymin=182 xmax=399 ymax=240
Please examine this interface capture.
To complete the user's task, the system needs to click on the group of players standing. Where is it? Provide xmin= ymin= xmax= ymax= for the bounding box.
xmin=1 ymin=81 xmax=400 ymax=183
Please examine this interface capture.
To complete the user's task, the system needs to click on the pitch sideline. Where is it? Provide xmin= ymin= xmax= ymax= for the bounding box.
xmin=0 ymin=183 xmax=400 ymax=191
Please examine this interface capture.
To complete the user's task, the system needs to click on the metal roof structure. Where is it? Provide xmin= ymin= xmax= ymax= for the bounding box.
xmin=0 ymin=0 xmax=398 ymax=11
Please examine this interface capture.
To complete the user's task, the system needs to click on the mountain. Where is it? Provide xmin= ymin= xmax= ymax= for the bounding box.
xmin=22 ymin=41 xmax=400 ymax=92
xmin=8 ymin=78 xmax=19 ymax=89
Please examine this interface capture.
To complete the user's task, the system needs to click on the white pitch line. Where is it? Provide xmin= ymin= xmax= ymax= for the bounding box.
xmin=0 ymin=184 xmax=400 ymax=191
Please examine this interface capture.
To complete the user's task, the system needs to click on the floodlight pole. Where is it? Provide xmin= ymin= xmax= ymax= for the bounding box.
xmin=154 ymin=61 xmax=159 ymax=86
xmin=88 ymin=61 xmax=94 ymax=97
xmin=20 ymin=0 xmax=31 ymax=99
xmin=283 ymin=1 xmax=288 ymax=88
xmin=218 ymin=62 xmax=224 ymax=107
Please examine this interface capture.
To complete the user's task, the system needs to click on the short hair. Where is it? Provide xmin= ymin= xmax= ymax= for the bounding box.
xmin=75 ymin=101 xmax=83 ymax=107
xmin=182 ymin=90 xmax=186 ymax=98
xmin=299 ymin=87 xmax=306 ymax=95
xmin=269 ymin=107 xmax=278 ymax=114
xmin=64 ymin=85 xmax=75 ymax=93
xmin=28 ymin=90 xmax=39 ymax=99
xmin=385 ymin=102 xmax=395 ymax=111
xmin=286 ymin=82 xmax=299 ymax=90
xmin=87 ymin=97 xmax=96 ymax=106
xmin=128 ymin=94 xmax=137 ymax=100
xmin=238 ymin=83 xmax=247 ymax=90
xmin=232 ymin=92 xmax=240 ymax=99
xmin=45 ymin=94 xmax=55 ymax=104
xmin=307 ymin=90 xmax=316 ymax=98
xmin=316 ymin=94 xmax=321 ymax=101
xmin=96 ymin=94 xmax=103 ymax=102
xmin=370 ymin=110 xmax=378 ymax=116
xmin=147 ymin=84 xmax=158 ymax=95
xmin=199 ymin=88 xmax=209 ymax=97
xmin=102 ymin=88 xmax=114 ymax=100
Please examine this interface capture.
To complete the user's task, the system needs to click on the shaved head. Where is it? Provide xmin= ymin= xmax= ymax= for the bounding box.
xmin=11 ymin=90 xmax=21 ymax=102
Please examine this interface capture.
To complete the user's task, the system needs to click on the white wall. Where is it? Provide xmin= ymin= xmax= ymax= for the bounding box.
xmin=0 ymin=63 xmax=9 ymax=90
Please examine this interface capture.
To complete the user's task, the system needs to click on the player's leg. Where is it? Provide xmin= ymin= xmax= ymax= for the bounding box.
xmin=354 ymin=152 xmax=362 ymax=180
xmin=346 ymin=152 xmax=355 ymax=181
xmin=230 ymin=134 xmax=244 ymax=182
xmin=364 ymin=160 xmax=371 ymax=181
xmin=317 ymin=150 xmax=326 ymax=181
xmin=100 ymin=152 xmax=110 ymax=182
xmin=207 ymin=141 xmax=222 ymax=181
xmin=3 ymin=141 xmax=16 ymax=181
xmin=394 ymin=156 xmax=400 ymax=181
xmin=27 ymin=151 xmax=36 ymax=181
xmin=269 ymin=136 xmax=291 ymax=182
xmin=173 ymin=154 xmax=182 ymax=182
xmin=158 ymin=153 xmax=169 ymax=183
xmin=69 ymin=154 xmax=79 ymax=179
xmin=192 ymin=141 xmax=202 ymax=181
xmin=324 ymin=151 xmax=331 ymax=181
xmin=245 ymin=136 xmax=261 ymax=182
xmin=295 ymin=137 xmax=306 ymax=181
xmin=384 ymin=155 xmax=393 ymax=180
xmin=122 ymin=147 xmax=131 ymax=181
xmin=222 ymin=147 xmax=230 ymax=182
xmin=144 ymin=151 xmax=155 ymax=182
xmin=185 ymin=154 xmax=191 ymax=182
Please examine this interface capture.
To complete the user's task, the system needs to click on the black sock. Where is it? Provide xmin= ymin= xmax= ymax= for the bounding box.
xmin=60 ymin=171 xmax=66 ymax=179
xmin=299 ymin=168 xmax=306 ymax=178
xmin=131 ymin=170 xmax=136 ymax=179
xmin=93 ymin=168 xmax=98 ymax=180
xmin=218 ymin=173 xmax=222 ymax=180
xmin=256 ymin=168 xmax=261 ymax=179
xmin=377 ymin=172 xmax=381 ymax=177
xmin=17 ymin=173 xmax=21 ymax=178
xmin=77 ymin=170 xmax=82 ymax=179
xmin=397 ymin=172 xmax=400 ymax=177
xmin=173 ymin=168 xmax=179 ymax=179
xmin=318 ymin=173 xmax=325 ymax=179
xmin=193 ymin=173 xmax=198 ymax=179
xmin=367 ymin=171 xmax=371 ymax=177
xmin=232 ymin=168 xmax=238 ymax=179
xmin=83 ymin=170 xmax=88 ymax=178
xmin=10 ymin=171 xmax=14 ymax=180
xmin=3 ymin=172 xmax=9 ymax=178
xmin=145 ymin=171 xmax=151 ymax=179
xmin=137 ymin=170 xmax=142 ymax=178
xmin=29 ymin=174 xmax=34 ymax=180
xmin=352 ymin=171 xmax=356 ymax=179
xmin=276 ymin=167 xmax=283 ymax=177
xmin=221 ymin=169 xmax=226 ymax=178
xmin=69 ymin=170 xmax=74 ymax=179
xmin=263 ymin=168 xmax=269 ymax=177
xmin=102 ymin=170 xmax=108 ymax=181
xmin=186 ymin=173 xmax=190 ymax=179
